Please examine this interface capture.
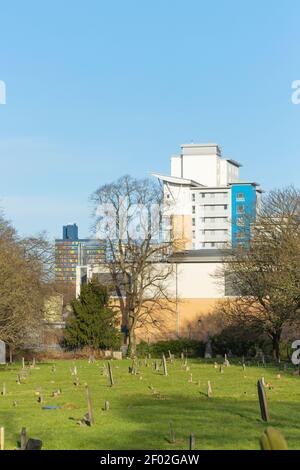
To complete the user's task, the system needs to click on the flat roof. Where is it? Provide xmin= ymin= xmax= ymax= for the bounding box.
xmin=180 ymin=143 xmax=220 ymax=148
xmin=169 ymin=249 xmax=232 ymax=263
xmin=227 ymin=159 xmax=243 ymax=168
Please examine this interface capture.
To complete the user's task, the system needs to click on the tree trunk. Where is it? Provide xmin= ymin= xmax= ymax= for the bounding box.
xmin=272 ymin=332 xmax=281 ymax=361
xmin=128 ymin=328 xmax=137 ymax=358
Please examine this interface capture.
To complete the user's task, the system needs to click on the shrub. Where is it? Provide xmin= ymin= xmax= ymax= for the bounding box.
xmin=137 ymin=339 xmax=205 ymax=358
xmin=210 ymin=324 xmax=271 ymax=357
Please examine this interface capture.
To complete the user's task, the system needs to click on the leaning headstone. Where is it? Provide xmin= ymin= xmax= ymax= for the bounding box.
xmin=107 ymin=362 xmax=114 ymax=386
xmin=0 ymin=341 xmax=6 ymax=365
xmin=257 ymin=379 xmax=269 ymax=422
xmin=204 ymin=340 xmax=213 ymax=359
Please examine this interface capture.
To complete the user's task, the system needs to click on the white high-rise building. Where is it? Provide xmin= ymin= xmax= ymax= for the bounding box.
xmin=153 ymin=144 xmax=262 ymax=250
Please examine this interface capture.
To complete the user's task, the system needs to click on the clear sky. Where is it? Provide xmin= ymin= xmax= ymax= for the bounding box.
xmin=0 ymin=0 xmax=299 ymax=240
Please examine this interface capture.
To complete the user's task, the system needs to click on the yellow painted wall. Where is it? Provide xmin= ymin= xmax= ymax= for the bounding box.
xmin=172 ymin=215 xmax=192 ymax=251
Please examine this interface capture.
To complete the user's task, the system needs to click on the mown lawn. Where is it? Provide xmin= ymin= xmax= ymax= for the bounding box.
xmin=0 ymin=358 xmax=299 ymax=450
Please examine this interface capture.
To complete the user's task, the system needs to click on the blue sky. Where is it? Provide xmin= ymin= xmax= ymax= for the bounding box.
xmin=0 ymin=0 xmax=299 ymax=240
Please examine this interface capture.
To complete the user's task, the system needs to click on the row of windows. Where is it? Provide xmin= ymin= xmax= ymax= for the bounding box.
xmin=192 ymin=230 xmax=228 ymax=239
xmin=192 ymin=193 xmax=228 ymax=202
xmin=192 ymin=206 xmax=230 ymax=216
xmin=55 ymin=268 xmax=76 ymax=272
xmin=191 ymin=192 xmax=245 ymax=202
xmin=192 ymin=211 xmax=228 ymax=225
xmin=193 ymin=242 xmax=227 ymax=249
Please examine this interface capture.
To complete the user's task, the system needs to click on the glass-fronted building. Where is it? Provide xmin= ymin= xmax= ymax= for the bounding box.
xmin=55 ymin=224 xmax=105 ymax=286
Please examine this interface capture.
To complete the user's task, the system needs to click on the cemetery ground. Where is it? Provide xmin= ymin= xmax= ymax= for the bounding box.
xmin=0 ymin=358 xmax=299 ymax=450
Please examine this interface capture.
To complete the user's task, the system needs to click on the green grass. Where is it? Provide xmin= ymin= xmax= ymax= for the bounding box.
xmin=0 ymin=358 xmax=299 ymax=450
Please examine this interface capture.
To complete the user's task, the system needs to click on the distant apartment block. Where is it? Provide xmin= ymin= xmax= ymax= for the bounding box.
xmin=55 ymin=224 xmax=105 ymax=285
xmin=152 ymin=144 xmax=262 ymax=250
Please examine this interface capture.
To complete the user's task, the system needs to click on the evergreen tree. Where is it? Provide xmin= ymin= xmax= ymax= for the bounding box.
xmin=64 ymin=280 xmax=121 ymax=350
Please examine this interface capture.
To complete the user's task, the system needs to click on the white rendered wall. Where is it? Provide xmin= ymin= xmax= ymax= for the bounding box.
xmin=171 ymin=156 xmax=182 ymax=178
xmin=182 ymin=154 xmax=218 ymax=186
xmin=82 ymin=260 xmax=225 ymax=300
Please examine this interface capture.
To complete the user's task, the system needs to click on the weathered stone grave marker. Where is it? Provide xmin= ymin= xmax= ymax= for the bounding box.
xmin=85 ymin=385 xmax=94 ymax=426
xmin=104 ymin=400 xmax=110 ymax=411
xmin=26 ymin=438 xmax=43 ymax=450
xmin=169 ymin=420 xmax=176 ymax=444
xmin=224 ymin=354 xmax=230 ymax=367
xmin=189 ymin=433 xmax=195 ymax=450
xmin=20 ymin=427 xmax=27 ymax=450
xmin=108 ymin=361 xmax=114 ymax=386
xmin=207 ymin=381 xmax=212 ymax=398
xmin=204 ymin=339 xmax=212 ymax=359
xmin=0 ymin=427 xmax=4 ymax=450
xmin=162 ymin=354 xmax=168 ymax=376
xmin=257 ymin=378 xmax=269 ymax=422
xmin=73 ymin=376 xmax=80 ymax=387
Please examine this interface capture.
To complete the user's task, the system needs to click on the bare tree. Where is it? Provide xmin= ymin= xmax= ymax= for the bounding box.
xmin=0 ymin=215 xmax=48 ymax=348
xmin=20 ymin=232 xmax=55 ymax=283
xmin=91 ymin=175 xmax=176 ymax=357
xmin=217 ymin=186 xmax=300 ymax=360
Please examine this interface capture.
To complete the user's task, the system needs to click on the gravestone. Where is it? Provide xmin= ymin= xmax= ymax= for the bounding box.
xmin=162 ymin=354 xmax=168 ymax=376
xmin=112 ymin=351 xmax=122 ymax=360
xmin=257 ymin=378 xmax=269 ymax=422
xmin=189 ymin=433 xmax=196 ymax=450
xmin=204 ymin=340 xmax=212 ymax=359
xmin=0 ymin=341 xmax=6 ymax=365
xmin=207 ymin=381 xmax=212 ymax=398
xmin=107 ymin=362 xmax=114 ymax=386
xmin=25 ymin=438 xmax=43 ymax=450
